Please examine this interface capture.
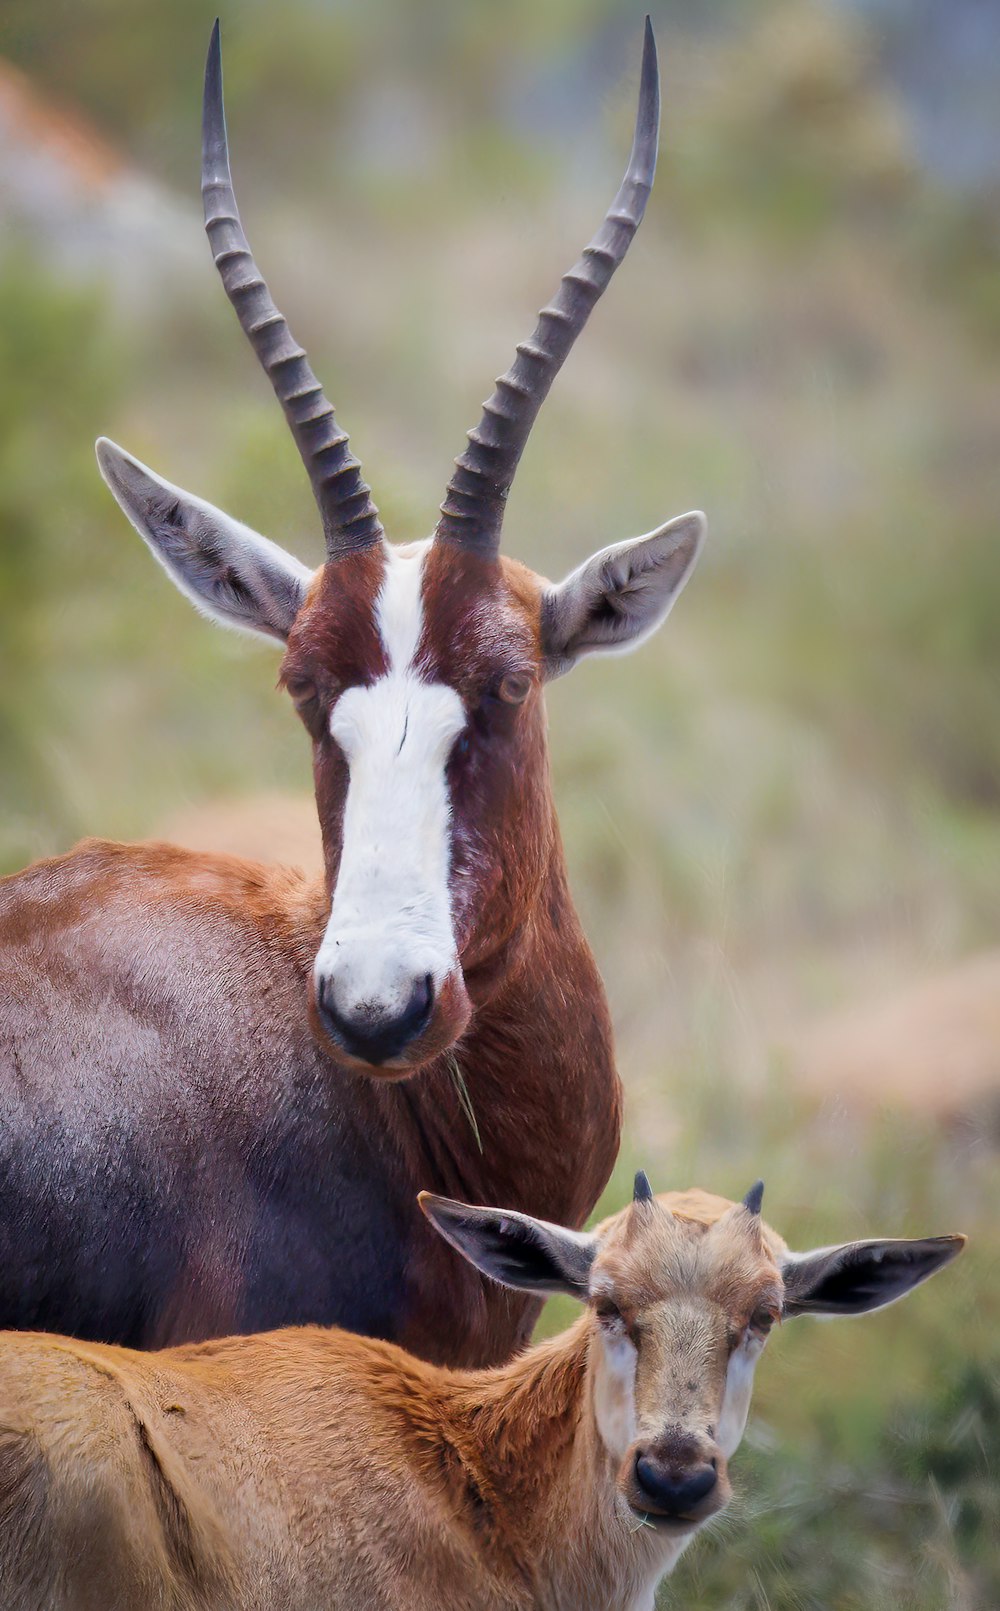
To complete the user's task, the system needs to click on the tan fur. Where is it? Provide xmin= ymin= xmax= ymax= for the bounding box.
xmin=0 ymin=1191 xmax=822 ymax=1611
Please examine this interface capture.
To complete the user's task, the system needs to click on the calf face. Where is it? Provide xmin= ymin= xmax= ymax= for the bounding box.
xmin=422 ymin=1176 xmax=965 ymax=1534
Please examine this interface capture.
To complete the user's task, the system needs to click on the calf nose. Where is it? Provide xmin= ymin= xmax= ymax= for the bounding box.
xmin=317 ymin=974 xmax=434 ymax=1065
xmin=633 ymin=1452 xmax=718 ymax=1517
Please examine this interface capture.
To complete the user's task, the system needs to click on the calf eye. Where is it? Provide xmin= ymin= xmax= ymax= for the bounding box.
xmin=749 ymin=1306 xmax=778 ymax=1336
xmin=595 ymin=1298 xmax=628 ymax=1338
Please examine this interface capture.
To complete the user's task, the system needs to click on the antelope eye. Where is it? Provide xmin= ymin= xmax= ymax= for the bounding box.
xmin=286 ymin=677 xmax=318 ymax=705
xmin=749 ymin=1306 xmax=778 ymax=1336
xmin=595 ymin=1298 xmax=623 ymax=1326
xmin=497 ymin=671 xmax=533 ymax=705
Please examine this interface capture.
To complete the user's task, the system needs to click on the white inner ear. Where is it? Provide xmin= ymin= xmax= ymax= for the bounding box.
xmin=593 ymin=1319 xmax=639 ymax=1461
xmin=152 ymin=504 xmax=313 ymax=645
xmin=96 ymin=439 xmax=312 ymax=645
xmin=716 ymin=1333 xmax=766 ymax=1459
xmin=543 ymin=510 xmax=706 ymax=676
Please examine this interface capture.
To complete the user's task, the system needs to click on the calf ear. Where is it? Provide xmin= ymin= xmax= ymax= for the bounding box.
xmin=541 ymin=510 xmax=705 ymax=679
xmin=782 ymin=1234 xmax=965 ymax=1318
xmin=419 ymin=1193 xmax=596 ymax=1299
xmin=97 ymin=438 xmax=312 ymax=644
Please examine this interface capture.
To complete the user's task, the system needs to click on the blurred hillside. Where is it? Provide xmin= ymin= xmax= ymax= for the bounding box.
xmin=1 ymin=1 xmax=998 ymax=1606
xmin=0 ymin=57 xmax=199 ymax=306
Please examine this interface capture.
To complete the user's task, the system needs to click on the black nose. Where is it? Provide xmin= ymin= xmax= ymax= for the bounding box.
xmin=634 ymin=1453 xmax=717 ymax=1517
xmin=317 ymin=975 xmax=434 ymax=1065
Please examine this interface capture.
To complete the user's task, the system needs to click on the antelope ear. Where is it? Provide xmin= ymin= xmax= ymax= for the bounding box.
xmin=97 ymin=438 xmax=312 ymax=644
xmin=419 ymin=1193 xmax=596 ymax=1299
xmin=541 ymin=510 xmax=705 ymax=679
xmin=782 ymin=1235 xmax=966 ymax=1318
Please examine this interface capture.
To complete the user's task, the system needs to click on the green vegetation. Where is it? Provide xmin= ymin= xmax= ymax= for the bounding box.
xmin=1 ymin=1 xmax=997 ymax=1605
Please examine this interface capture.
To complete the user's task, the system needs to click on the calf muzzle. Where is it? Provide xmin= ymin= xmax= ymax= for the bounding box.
xmin=630 ymin=1448 xmax=721 ymax=1522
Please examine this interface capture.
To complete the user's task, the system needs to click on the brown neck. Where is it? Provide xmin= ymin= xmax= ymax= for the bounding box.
xmin=444 ymin=1321 xmax=679 ymax=1611
xmin=435 ymin=1321 xmax=665 ymax=1608
xmin=396 ymin=848 xmax=619 ymax=1223
xmin=286 ymin=811 xmax=620 ymax=1369
xmin=401 ymin=1318 xmax=590 ymax=1593
xmin=452 ymin=1315 xmax=591 ymax=1490
xmin=288 ymin=817 xmax=619 ymax=1233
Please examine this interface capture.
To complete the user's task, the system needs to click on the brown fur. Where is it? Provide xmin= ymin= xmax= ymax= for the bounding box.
xmin=0 ymin=1190 xmax=812 ymax=1611
xmin=0 ymin=546 xmax=620 ymax=1358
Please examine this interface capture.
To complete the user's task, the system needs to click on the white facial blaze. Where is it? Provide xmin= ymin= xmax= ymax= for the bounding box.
xmin=313 ymin=541 xmax=465 ymax=1024
xmin=716 ymin=1331 xmax=765 ymax=1458
xmin=593 ymin=1319 xmax=639 ymax=1461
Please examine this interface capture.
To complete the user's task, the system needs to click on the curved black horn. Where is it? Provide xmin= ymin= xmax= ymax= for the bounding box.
xmin=434 ymin=16 xmax=660 ymax=557
xmin=743 ymin=1181 xmax=765 ymax=1216
xmin=202 ymin=20 xmax=383 ymax=558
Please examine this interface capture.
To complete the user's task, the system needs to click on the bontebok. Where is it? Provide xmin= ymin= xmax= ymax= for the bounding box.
xmin=0 ymin=1176 xmax=963 ymax=1611
xmin=97 ymin=17 xmax=702 ymax=1076
xmin=0 ymin=21 xmax=701 ymax=1355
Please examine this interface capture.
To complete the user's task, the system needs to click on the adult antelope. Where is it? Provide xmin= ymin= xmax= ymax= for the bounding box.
xmin=0 ymin=1177 xmax=963 ymax=1611
xmin=0 ymin=23 xmax=705 ymax=1357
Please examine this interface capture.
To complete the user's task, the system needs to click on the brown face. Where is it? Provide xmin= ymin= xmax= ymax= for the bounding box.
xmin=279 ymin=541 xmax=555 ymax=1074
xmin=97 ymin=436 xmax=705 ymax=1080
xmin=587 ymin=1191 xmax=785 ymax=1530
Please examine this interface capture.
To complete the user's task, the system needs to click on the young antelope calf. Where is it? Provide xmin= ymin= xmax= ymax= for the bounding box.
xmin=0 ymin=1177 xmax=962 ymax=1611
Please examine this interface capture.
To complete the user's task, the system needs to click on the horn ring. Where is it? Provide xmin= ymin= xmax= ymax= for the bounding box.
xmin=201 ymin=19 xmax=384 ymax=558
xmin=435 ymin=16 xmax=660 ymax=558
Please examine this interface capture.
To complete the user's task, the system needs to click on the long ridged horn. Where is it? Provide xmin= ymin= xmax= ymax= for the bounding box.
xmin=434 ymin=16 xmax=660 ymax=558
xmin=201 ymin=20 xmax=383 ymax=558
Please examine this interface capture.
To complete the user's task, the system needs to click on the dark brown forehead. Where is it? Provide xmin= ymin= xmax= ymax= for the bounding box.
xmin=280 ymin=544 xmax=388 ymax=688
xmin=593 ymin=1196 xmax=784 ymax=1316
xmin=281 ymin=542 xmax=544 ymax=694
xmin=417 ymin=544 xmax=543 ymax=692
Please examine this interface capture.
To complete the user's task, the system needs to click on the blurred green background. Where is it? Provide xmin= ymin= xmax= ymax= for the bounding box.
xmin=1 ymin=0 xmax=998 ymax=1605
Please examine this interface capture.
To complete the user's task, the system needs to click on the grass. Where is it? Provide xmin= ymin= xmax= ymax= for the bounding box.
xmin=1 ymin=1 xmax=998 ymax=1603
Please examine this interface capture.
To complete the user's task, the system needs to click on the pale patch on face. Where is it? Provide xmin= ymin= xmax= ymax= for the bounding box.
xmin=313 ymin=541 xmax=466 ymax=1025
xmin=593 ymin=1315 xmax=638 ymax=1462
xmin=716 ymin=1331 xmax=766 ymax=1459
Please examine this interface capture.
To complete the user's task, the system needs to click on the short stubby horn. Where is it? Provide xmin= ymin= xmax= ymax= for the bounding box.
xmin=434 ymin=16 xmax=661 ymax=558
xmin=201 ymin=19 xmax=384 ymax=559
xmin=634 ymin=1169 xmax=655 ymax=1204
xmin=743 ymin=1181 xmax=765 ymax=1216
